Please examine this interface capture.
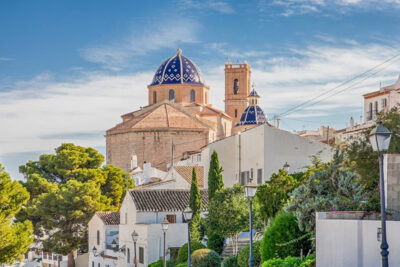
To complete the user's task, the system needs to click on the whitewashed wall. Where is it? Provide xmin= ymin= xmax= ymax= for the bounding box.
xmin=316 ymin=213 xmax=400 ymax=267
xmin=203 ymin=125 xmax=332 ymax=187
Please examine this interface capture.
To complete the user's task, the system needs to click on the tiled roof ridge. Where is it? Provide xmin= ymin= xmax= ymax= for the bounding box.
xmin=96 ymin=211 xmax=120 ymax=225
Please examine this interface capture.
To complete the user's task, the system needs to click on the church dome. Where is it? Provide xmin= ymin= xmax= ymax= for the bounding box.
xmin=235 ymin=88 xmax=268 ymax=127
xmin=235 ymin=105 xmax=268 ymax=126
xmin=150 ymin=49 xmax=205 ymax=86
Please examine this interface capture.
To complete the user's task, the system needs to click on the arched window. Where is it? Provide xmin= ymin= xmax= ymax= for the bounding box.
xmin=127 ymin=248 xmax=130 ymax=263
xmin=97 ymin=230 xmax=100 ymax=245
xmin=235 ymin=109 xmax=238 ymax=118
xmin=190 ymin=90 xmax=195 ymax=102
xmin=169 ymin=90 xmax=175 ymax=100
xmin=233 ymin=79 xmax=239 ymax=94
xmin=375 ymin=101 xmax=378 ymax=112
xmin=153 ymin=91 xmax=157 ymax=103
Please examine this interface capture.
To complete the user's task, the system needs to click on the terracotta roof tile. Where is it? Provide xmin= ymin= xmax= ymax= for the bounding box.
xmin=130 ymin=189 xmax=208 ymax=212
xmin=96 ymin=212 xmax=120 ymax=225
xmin=174 ymin=166 xmax=204 ymax=187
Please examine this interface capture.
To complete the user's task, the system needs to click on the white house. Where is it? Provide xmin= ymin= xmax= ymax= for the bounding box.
xmin=88 ymin=189 xmax=208 ymax=267
xmin=336 ymin=74 xmax=400 ymax=142
xmin=135 ymin=166 xmax=204 ymax=190
xmin=201 ymin=124 xmax=332 ymax=187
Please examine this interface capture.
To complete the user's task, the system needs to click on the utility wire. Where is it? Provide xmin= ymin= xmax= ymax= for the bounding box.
xmin=278 ymin=50 xmax=400 ymax=118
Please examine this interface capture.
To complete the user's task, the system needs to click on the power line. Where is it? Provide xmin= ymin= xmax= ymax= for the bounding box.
xmin=278 ymin=50 xmax=400 ymax=118
xmin=290 ymin=57 xmax=400 ymax=115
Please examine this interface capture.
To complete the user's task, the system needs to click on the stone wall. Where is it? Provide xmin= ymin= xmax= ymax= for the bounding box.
xmin=106 ymin=130 xmax=208 ymax=172
xmin=385 ymin=154 xmax=400 ymax=219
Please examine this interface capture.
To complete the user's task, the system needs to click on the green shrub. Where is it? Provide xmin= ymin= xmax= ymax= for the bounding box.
xmin=192 ymin=248 xmax=221 ymax=267
xmin=300 ymin=254 xmax=316 ymax=267
xmin=175 ymin=264 xmax=187 ymax=267
xmin=177 ymin=241 xmax=206 ymax=263
xmin=237 ymin=240 xmax=262 ymax=267
xmin=221 ymin=255 xmax=239 ymax=267
xmin=283 ymin=256 xmax=302 ymax=267
xmin=262 ymin=258 xmax=283 ymax=267
xmin=148 ymin=259 xmax=175 ymax=267
xmin=261 ymin=213 xmax=312 ymax=262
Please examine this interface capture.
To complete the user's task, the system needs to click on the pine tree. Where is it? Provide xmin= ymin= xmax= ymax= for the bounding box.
xmin=189 ymin=168 xmax=202 ymax=241
xmin=206 ymin=150 xmax=225 ymax=253
xmin=0 ymin=163 xmax=33 ymax=264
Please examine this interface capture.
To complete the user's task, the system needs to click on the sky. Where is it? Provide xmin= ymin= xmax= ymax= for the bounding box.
xmin=1 ymin=0 xmax=400 ymax=180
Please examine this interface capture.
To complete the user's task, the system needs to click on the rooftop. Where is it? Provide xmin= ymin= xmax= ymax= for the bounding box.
xmin=130 ymin=189 xmax=208 ymax=212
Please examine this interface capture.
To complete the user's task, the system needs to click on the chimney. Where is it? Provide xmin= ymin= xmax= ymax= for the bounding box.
xmin=350 ymin=117 xmax=354 ymax=128
xmin=130 ymin=154 xmax=138 ymax=170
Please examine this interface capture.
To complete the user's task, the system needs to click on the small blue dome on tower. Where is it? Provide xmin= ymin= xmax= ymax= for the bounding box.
xmin=150 ymin=49 xmax=205 ymax=86
xmin=235 ymin=88 xmax=268 ymax=126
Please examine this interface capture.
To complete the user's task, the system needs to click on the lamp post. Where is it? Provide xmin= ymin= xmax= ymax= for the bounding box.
xmin=131 ymin=230 xmax=139 ymax=267
xmin=183 ymin=207 xmax=194 ymax=267
xmin=369 ymin=120 xmax=392 ymax=267
xmin=283 ymin=162 xmax=290 ymax=172
xmin=161 ymin=218 xmax=169 ymax=267
xmin=92 ymin=246 xmax=98 ymax=257
xmin=245 ymin=180 xmax=258 ymax=267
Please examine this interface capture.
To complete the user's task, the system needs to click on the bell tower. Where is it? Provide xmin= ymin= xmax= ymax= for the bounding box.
xmin=224 ymin=62 xmax=251 ymax=125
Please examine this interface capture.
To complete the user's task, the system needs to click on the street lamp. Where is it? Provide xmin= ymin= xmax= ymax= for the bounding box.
xmin=131 ymin=230 xmax=139 ymax=267
xmin=111 ymin=239 xmax=117 ymax=250
xmin=245 ymin=180 xmax=258 ymax=267
xmin=369 ymin=120 xmax=392 ymax=267
xmin=162 ymin=218 xmax=169 ymax=267
xmin=183 ymin=207 xmax=193 ymax=267
xmin=283 ymin=162 xmax=290 ymax=172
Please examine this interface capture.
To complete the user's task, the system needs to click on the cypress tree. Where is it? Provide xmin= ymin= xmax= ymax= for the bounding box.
xmin=189 ymin=167 xmax=202 ymax=241
xmin=208 ymin=150 xmax=224 ymax=200
xmin=206 ymin=150 xmax=225 ymax=254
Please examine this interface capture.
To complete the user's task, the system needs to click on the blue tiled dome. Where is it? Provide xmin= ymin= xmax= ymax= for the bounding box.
xmin=235 ymin=105 xmax=268 ymax=126
xmin=150 ymin=49 xmax=205 ymax=86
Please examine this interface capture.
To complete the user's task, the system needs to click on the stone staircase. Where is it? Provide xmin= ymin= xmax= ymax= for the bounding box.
xmin=221 ymin=239 xmax=249 ymax=258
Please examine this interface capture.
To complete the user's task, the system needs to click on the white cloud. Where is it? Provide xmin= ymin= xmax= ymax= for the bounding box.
xmin=2 ymin=41 xmax=400 ymax=156
xmin=266 ymin=0 xmax=400 ymax=16
xmin=249 ymin=43 xmax=400 ymax=123
xmin=0 ymin=57 xmax=14 ymax=61
xmin=209 ymin=43 xmax=269 ymax=59
xmin=178 ymin=0 xmax=235 ymax=13
xmin=82 ymin=17 xmax=200 ymax=70
xmin=0 ymin=71 xmax=152 ymax=154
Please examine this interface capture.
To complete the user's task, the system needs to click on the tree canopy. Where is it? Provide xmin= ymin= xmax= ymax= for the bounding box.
xmin=17 ymin=143 xmax=134 ymax=266
xmin=206 ymin=184 xmax=248 ymax=254
xmin=345 ymin=107 xmax=400 ymax=210
xmin=286 ymin=150 xmax=365 ymax=231
xmin=0 ymin=163 xmax=33 ymax=264
xmin=254 ymin=169 xmax=301 ymax=226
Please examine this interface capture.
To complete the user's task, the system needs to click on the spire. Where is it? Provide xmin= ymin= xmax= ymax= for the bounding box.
xmin=177 ymin=48 xmax=182 ymax=56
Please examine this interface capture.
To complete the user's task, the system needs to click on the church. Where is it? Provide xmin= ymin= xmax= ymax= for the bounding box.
xmin=105 ymin=49 xmax=268 ymax=172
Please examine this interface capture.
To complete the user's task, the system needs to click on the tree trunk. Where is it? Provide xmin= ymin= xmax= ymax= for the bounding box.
xmin=67 ymin=251 xmax=76 ymax=267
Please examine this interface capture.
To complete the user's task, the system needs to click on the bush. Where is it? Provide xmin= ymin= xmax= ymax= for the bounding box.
xmin=192 ymin=248 xmax=221 ymax=267
xmin=283 ymin=256 xmax=302 ymax=267
xmin=207 ymin=232 xmax=225 ymax=254
xmin=177 ymin=241 xmax=206 ymax=263
xmin=148 ymin=259 xmax=175 ymax=267
xmin=237 ymin=240 xmax=262 ymax=267
xmin=261 ymin=213 xmax=312 ymax=262
xmin=300 ymin=254 xmax=316 ymax=267
xmin=175 ymin=264 xmax=187 ymax=267
xmin=262 ymin=258 xmax=283 ymax=267
xmin=221 ymin=255 xmax=239 ymax=267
